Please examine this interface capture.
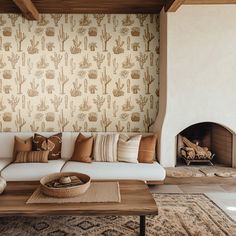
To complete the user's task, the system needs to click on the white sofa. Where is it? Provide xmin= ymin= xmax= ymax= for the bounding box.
xmin=0 ymin=132 xmax=166 ymax=182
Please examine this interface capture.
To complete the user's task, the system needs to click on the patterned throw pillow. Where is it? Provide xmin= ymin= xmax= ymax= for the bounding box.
xmin=94 ymin=134 xmax=119 ymax=162
xmin=138 ymin=135 xmax=157 ymax=163
xmin=71 ymin=133 xmax=93 ymax=163
xmin=118 ymin=134 xmax=142 ymax=163
xmin=15 ymin=151 xmax=49 ymax=163
xmin=32 ymin=133 xmax=62 ymax=160
xmin=13 ymin=136 xmax=32 ymax=162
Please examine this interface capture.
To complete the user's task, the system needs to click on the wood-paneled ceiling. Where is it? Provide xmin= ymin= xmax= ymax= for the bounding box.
xmin=1 ymin=0 xmax=236 ymax=20
xmin=0 ymin=0 xmax=165 ymax=14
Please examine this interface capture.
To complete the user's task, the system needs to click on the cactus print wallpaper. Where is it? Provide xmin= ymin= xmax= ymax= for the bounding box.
xmin=0 ymin=14 xmax=159 ymax=132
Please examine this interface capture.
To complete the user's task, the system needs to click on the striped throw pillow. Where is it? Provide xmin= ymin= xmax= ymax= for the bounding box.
xmin=15 ymin=151 xmax=49 ymax=163
xmin=94 ymin=134 xmax=119 ymax=162
xmin=118 ymin=134 xmax=142 ymax=163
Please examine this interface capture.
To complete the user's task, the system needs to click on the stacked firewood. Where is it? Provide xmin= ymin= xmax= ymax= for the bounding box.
xmin=181 ymin=137 xmax=212 ymax=160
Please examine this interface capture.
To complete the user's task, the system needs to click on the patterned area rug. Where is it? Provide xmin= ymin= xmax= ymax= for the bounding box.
xmin=0 ymin=193 xmax=236 ymax=236
xmin=166 ymin=166 xmax=236 ymax=178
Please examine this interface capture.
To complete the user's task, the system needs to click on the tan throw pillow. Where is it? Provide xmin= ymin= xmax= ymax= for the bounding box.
xmin=94 ymin=134 xmax=119 ymax=162
xmin=13 ymin=136 xmax=32 ymax=162
xmin=118 ymin=134 xmax=142 ymax=163
xmin=15 ymin=151 xmax=49 ymax=163
xmin=71 ymin=134 xmax=93 ymax=163
xmin=138 ymin=135 xmax=157 ymax=163
xmin=32 ymin=133 xmax=62 ymax=160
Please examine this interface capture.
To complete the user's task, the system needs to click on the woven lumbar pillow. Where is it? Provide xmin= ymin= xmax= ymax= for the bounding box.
xmin=70 ymin=133 xmax=93 ymax=163
xmin=33 ymin=133 xmax=62 ymax=160
xmin=13 ymin=136 xmax=32 ymax=162
xmin=118 ymin=134 xmax=142 ymax=163
xmin=138 ymin=135 xmax=157 ymax=163
xmin=94 ymin=134 xmax=119 ymax=162
xmin=15 ymin=150 xmax=49 ymax=163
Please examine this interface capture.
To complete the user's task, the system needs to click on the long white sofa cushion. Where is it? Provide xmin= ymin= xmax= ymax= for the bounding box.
xmin=0 ymin=158 xmax=11 ymax=172
xmin=61 ymin=161 xmax=166 ymax=181
xmin=1 ymin=160 xmax=66 ymax=181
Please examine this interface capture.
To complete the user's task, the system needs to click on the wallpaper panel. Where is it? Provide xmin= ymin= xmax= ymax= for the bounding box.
xmin=0 ymin=14 xmax=159 ymax=132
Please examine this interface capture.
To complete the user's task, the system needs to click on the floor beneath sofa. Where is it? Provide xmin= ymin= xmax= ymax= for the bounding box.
xmin=149 ymin=176 xmax=236 ymax=222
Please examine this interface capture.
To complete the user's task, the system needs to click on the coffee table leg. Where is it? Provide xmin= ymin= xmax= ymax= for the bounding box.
xmin=140 ymin=215 xmax=146 ymax=236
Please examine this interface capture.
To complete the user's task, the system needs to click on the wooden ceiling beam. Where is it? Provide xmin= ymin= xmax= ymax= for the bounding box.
xmin=0 ymin=0 xmax=164 ymax=14
xmin=184 ymin=0 xmax=236 ymax=4
xmin=13 ymin=0 xmax=40 ymax=21
xmin=165 ymin=0 xmax=185 ymax=12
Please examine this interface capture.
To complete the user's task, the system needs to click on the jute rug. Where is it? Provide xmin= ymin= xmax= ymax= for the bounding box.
xmin=0 ymin=193 xmax=235 ymax=236
xmin=27 ymin=182 xmax=121 ymax=204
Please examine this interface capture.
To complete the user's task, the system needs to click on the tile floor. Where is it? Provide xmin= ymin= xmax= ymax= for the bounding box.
xmin=149 ymin=184 xmax=236 ymax=221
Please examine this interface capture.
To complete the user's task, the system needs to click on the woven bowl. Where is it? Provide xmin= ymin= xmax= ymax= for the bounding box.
xmin=40 ymin=172 xmax=91 ymax=198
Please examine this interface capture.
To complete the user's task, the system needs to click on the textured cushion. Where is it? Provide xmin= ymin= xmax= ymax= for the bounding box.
xmin=94 ymin=134 xmax=119 ymax=162
xmin=15 ymin=151 xmax=49 ymax=163
xmin=13 ymin=136 xmax=32 ymax=162
xmin=33 ymin=133 xmax=62 ymax=160
xmin=61 ymin=161 xmax=166 ymax=181
xmin=118 ymin=134 xmax=142 ymax=163
xmin=71 ymin=134 xmax=93 ymax=163
xmin=138 ymin=135 xmax=157 ymax=163
xmin=1 ymin=160 xmax=66 ymax=181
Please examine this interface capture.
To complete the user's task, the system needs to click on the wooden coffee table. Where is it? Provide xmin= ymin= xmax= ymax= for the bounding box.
xmin=0 ymin=180 xmax=158 ymax=236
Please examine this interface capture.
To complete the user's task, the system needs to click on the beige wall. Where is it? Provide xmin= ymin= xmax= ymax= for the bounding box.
xmin=0 ymin=14 xmax=159 ymax=132
xmin=157 ymin=5 xmax=236 ymax=167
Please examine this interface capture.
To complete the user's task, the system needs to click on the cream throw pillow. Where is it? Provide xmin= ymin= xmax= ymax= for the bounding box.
xmin=94 ymin=134 xmax=119 ymax=162
xmin=118 ymin=134 xmax=142 ymax=163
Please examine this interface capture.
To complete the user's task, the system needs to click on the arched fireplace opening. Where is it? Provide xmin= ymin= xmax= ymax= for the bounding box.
xmin=177 ymin=122 xmax=233 ymax=167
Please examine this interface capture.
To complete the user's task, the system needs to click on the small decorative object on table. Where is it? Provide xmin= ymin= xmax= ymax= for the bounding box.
xmin=0 ymin=177 xmax=7 ymax=194
xmin=40 ymin=172 xmax=91 ymax=198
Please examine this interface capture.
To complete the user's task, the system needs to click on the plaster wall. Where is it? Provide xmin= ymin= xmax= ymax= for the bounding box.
xmin=156 ymin=5 xmax=236 ymax=167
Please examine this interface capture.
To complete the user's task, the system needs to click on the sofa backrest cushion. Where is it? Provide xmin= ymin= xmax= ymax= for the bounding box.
xmin=0 ymin=132 xmax=32 ymax=160
xmin=0 ymin=132 xmax=72 ymax=161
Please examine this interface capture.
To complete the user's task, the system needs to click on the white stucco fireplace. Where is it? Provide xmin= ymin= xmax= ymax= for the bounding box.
xmin=154 ymin=5 xmax=236 ymax=167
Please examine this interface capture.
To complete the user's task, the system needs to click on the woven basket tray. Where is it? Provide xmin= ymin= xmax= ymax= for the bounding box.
xmin=40 ymin=172 xmax=91 ymax=198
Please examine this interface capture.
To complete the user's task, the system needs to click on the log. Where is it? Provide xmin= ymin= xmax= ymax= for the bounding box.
xmin=181 ymin=149 xmax=187 ymax=158
xmin=182 ymin=136 xmax=212 ymax=160
xmin=181 ymin=147 xmax=195 ymax=160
